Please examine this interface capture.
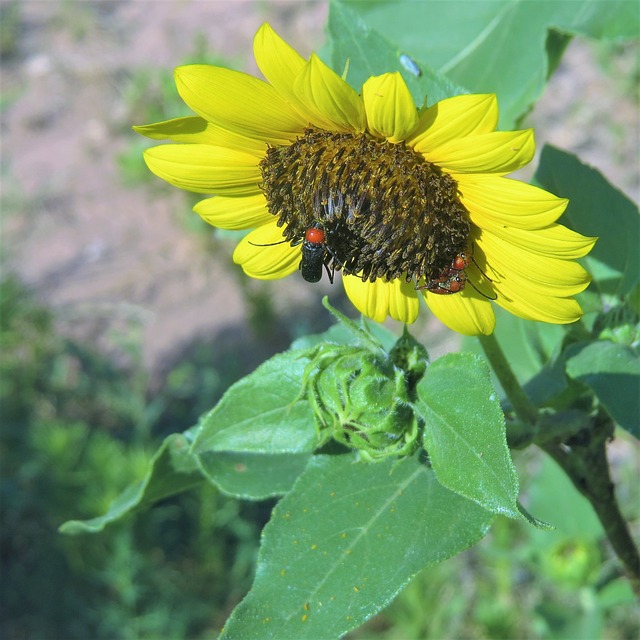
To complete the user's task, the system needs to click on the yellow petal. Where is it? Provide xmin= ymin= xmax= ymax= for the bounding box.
xmin=408 ymin=94 xmax=498 ymax=152
xmin=457 ymin=175 xmax=568 ymax=229
xmin=362 ymin=73 xmax=419 ymax=142
xmin=479 ymin=221 xmax=597 ymax=259
xmin=474 ymin=230 xmax=589 ymax=324
xmin=193 ymin=194 xmax=272 ymax=230
xmin=426 ymin=129 xmax=535 ymax=174
xmin=253 ymin=23 xmax=306 ymax=103
xmin=232 ymin=222 xmax=300 ymax=280
xmin=478 ymin=230 xmax=592 ymax=294
xmin=424 ymin=290 xmax=496 ymax=335
xmin=174 ymin=65 xmax=306 ymax=144
xmin=491 ymin=280 xmax=585 ymax=324
xmin=294 ymin=54 xmax=367 ymax=132
xmin=134 ymin=117 xmax=215 ymax=142
xmin=342 ymin=276 xmax=420 ymax=323
xmin=133 ymin=117 xmax=267 ymax=155
xmin=143 ymin=144 xmax=261 ymax=195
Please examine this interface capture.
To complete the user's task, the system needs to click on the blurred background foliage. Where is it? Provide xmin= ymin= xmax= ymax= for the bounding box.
xmin=0 ymin=274 xmax=272 ymax=638
xmin=1 ymin=0 xmax=638 ymax=638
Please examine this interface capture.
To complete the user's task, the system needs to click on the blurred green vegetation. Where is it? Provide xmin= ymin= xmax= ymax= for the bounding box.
xmin=0 ymin=274 xmax=268 ymax=639
xmin=1 ymin=274 xmax=637 ymax=639
xmin=0 ymin=1 xmax=20 ymax=61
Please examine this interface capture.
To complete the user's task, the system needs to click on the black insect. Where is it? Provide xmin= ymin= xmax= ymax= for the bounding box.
xmin=248 ymin=221 xmax=338 ymax=284
xmin=300 ymin=224 xmax=332 ymax=283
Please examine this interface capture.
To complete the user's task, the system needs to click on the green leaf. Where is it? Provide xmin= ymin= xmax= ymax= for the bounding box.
xmin=197 ymin=452 xmax=312 ymax=500
xmin=192 ymin=351 xmax=317 ymax=455
xmin=597 ymin=578 xmax=636 ymax=609
xmin=415 ymin=352 xmax=521 ymax=519
xmin=516 ymin=501 xmax=554 ymax=531
xmin=523 ymin=354 xmax=574 ymax=411
xmin=191 ymin=350 xmax=318 ymax=498
xmin=59 ymin=432 xmax=203 ymax=535
xmin=565 ymin=340 xmax=640 ymax=437
xmin=338 ymin=0 xmax=639 ymax=128
xmin=327 ymin=1 xmax=468 ymax=105
xmin=221 ymin=454 xmax=492 ymax=639
xmin=527 ymin=455 xmax=603 ymax=543
xmin=535 ymin=145 xmax=640 ymax=307
xmin=363 ymin=317 xmax=401 ymax=352
xmin=290 ymin=321 xmax=359 ymax=351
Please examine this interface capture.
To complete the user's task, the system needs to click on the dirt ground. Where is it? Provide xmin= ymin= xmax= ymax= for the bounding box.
xmin=2 ymin=0 xmax=638 ymax=376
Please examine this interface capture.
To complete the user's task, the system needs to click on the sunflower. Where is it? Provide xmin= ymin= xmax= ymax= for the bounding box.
xmin=135 ymin=23 xmax=596 ymax=335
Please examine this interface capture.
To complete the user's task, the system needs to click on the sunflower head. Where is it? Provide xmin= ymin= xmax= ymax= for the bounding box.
xmin=260 ymin=126 xmax=472 ymax=285
xmin=136 ymin=23 xmax=596 ymax=335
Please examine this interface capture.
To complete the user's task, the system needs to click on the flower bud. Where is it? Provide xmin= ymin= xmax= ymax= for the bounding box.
xmin=304 ymin=346 xmax=420 ymax=461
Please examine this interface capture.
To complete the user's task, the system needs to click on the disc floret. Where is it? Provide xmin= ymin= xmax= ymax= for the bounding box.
xmin=260 ymin=128 xmax=471 ymax=285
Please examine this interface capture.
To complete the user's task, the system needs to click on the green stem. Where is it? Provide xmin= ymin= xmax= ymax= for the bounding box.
xmin=478 ymin=333 xmax=640 ymax=594
xmin=542 ymin=425 xmax=640 ymax=595
xmin=477 ymin=333 xmax=538 ymax=426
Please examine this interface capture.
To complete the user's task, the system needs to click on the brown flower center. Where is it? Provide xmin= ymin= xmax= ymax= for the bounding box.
xmin=259 ymin=127 xmax=470 ymax=283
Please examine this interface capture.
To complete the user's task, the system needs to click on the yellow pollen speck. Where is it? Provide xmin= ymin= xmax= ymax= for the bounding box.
xmin=262 ymin=617 xmax=271 ymax=623
xmin=311 ymin=544 xmax=318 ymax=550
xmin=280 ymin=569 xmax=286 ymax=577
xmin=341 ymin=533 xmax=347 ymax=538
xmin=330 ymin=491 xmax=336 ymax=497
xmin=353 ymin=586 xmax=360 ymax=592
xmin=303 ymin=602 xmax=310 ymax=611
xmin=302 ymin=614 xmax=308 ymax=622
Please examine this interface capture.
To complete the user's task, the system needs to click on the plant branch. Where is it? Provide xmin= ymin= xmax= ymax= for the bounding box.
xmin=541 ymin=415 xmax=640 ymax=596
xmin=506 ymin=411 xmax=589 ymax=449
xmin=479 ymin=333 xmax=639 ymax=593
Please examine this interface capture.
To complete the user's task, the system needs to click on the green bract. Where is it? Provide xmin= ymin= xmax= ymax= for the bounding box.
xmin=302 ymin=344 xmax=420 ymax=461
xmin=389 ymin=325 xmax=430 ymax=390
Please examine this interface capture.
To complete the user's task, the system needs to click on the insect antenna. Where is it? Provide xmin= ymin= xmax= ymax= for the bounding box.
xmin=248 ymin=239 xmax=289 ymax=247
xmin=471 ymin=256 xmax=494 ymax=283
xmin=466 ymin=253 xmax=497 ymax=299
xmin=467 ymin=279 xmax=498 ymax=300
